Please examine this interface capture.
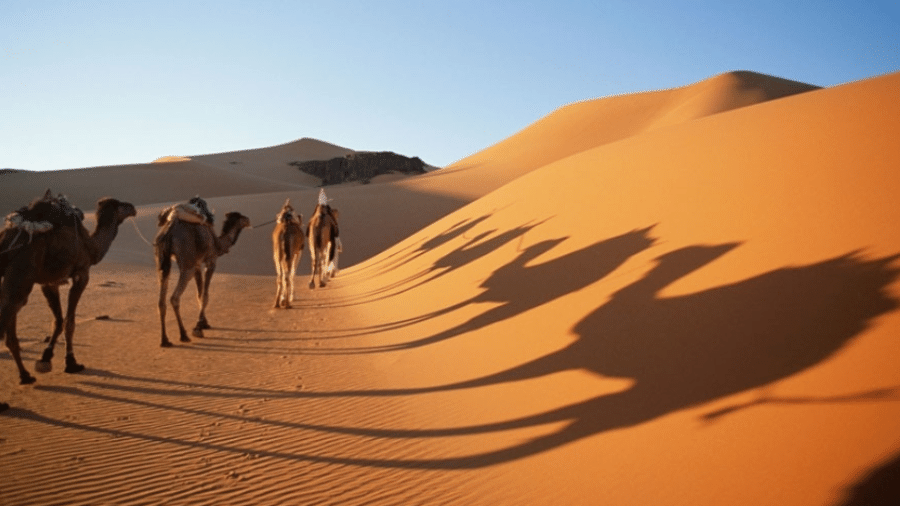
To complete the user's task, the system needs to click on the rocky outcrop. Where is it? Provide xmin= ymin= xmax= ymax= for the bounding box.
xmin=291 ymin=151 xmax=426 ymax=185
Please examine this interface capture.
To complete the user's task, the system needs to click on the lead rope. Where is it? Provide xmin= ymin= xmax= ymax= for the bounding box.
xmin=128 ymin=217 xmax=156 ymax=247
xmin=251 ymin=218 xmax=277 ymax=229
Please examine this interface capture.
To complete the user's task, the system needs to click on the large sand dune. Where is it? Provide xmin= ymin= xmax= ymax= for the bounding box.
xmin=1 ymin=70 xmax=899 ymax=505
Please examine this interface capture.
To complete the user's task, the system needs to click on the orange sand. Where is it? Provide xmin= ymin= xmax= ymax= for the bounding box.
xmin=2 ymin=70 xmax=899 ymax=505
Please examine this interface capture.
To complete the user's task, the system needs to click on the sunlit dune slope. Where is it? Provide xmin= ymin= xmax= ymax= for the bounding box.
xmin=188 ymin=137 xmax=354 ymax=185
xmin=327 ymin=70 xmax=900 ymax=504
xmin=172 ymin=137 xmax=354 ymax=170
xmin=443 ymin=71 xmax=819 ymax=181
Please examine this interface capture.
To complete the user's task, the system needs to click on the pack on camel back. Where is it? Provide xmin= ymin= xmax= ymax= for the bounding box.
xmin=157 ymin=195 xmax=215 ymax=228
xmin=3 ymin=190 xmax=84 ymax=246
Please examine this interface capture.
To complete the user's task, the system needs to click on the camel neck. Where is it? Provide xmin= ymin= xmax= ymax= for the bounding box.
xmin=88 ymin=221 xmax=120 ymax=265
xmin=216 ymin=227 xmax=243 ymax=255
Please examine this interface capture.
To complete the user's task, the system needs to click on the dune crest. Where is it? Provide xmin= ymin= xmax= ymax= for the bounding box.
xmin=151 ymin=156 xmax=192 ymax=163
xmin=445 ymin=71 xmax=819 ymax=179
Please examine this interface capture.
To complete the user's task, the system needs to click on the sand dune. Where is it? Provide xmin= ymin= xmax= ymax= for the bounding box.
xmin=2 ymin=70 xmax=899 ymax=505
xmin=443 ymin=71 xmax=819 ymax=183
xmin=0 ymin=137 xmax=349 ymax=212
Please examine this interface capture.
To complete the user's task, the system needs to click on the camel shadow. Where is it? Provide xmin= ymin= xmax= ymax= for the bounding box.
xmin=281 ymin=242 xmax=900 ymax=469
xmin=836 ymin=449 xmax=900 ymax=506
xmin=369 ymin=244 xmax=899 ymax=467
xmin=324 ymin=214 xmax=544 ymax=308
xmin=349 ymin=226 xmax=657 ymax=352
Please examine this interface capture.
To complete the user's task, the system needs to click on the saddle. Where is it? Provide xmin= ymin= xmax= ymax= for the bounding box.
xmin=4 ymin=190 xmax=84 ymax=239
xmin=159 ymin=196 xmax=215 ymax=227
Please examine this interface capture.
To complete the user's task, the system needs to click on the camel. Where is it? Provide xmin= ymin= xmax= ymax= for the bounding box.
xmin=0 ymin=191 xmax=136 ymax=395
xmin=272 ymin=199 xmax=304 ymax=308
xmin=307 ymin=189 xmax=341 ymax=289
xmin=155 ymin=198 xmax=251 ymax=347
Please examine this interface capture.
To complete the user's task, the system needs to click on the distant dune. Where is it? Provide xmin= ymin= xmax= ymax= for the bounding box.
xmin=151 ymin=156 xmax=193 ymax=163
xmin=2 ymin=71 xmax=899 ymax=506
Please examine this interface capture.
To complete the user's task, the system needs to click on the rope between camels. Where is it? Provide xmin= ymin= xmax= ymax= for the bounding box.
xmin=251 ymin=218 xmax=278 ymax=229
xmin=128 ymin=217 xmax=155 ymax=247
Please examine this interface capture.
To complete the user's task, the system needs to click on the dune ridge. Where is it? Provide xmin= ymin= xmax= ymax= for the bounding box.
xmin=2 ymin=70 xmax=899 ymax=505
xmin=444 ymin=71 xmax=820 ymax=180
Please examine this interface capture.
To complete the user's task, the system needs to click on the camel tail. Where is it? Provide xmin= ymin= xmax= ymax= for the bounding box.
xmin=282 ymin=231 xmax=293 ymax=264
xmin=155 ymin=231 xmax=173 ymax=277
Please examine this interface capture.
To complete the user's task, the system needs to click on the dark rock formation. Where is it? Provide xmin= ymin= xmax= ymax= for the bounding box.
xmin=291 ymin=151 xmax=426 ymax=185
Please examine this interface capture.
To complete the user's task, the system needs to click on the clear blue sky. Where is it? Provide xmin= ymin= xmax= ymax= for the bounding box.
xmin=2 ymin=1 xmax=899 ymax=171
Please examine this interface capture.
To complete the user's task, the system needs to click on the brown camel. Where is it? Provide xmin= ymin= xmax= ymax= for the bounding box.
xmin=272 ymin=199 xmax=304 ymax=308
xmin=0 ymin=191 xmax=136 ymax=399
xmin=155 ymin=198 xmax=251 ymax=347
xmin=307 ymin=190 xmax=341 ymax=289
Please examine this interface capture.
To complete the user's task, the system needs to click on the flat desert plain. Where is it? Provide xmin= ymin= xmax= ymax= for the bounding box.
xmin=2 ymin=70 xmax=900 ymax=505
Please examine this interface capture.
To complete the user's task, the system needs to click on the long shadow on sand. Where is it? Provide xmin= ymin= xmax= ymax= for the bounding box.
xmin=276 ymin=242 xmax=900 ymax=468
xmin=835 ymin=449 xmax=900 ymax=506
xmin=312 ymin=213 xmax=544 ymax=310
xmin=307 ymin=226 xmax=656 ymax=349
xmin=7 ymin=236 xmax=900 ymax=473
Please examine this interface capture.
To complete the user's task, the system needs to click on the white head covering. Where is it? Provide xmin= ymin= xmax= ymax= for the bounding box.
xmin=318 ymin=188 xmax=328 ymax=206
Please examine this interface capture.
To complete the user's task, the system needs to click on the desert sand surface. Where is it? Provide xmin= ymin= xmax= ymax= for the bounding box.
xmin=2 ymin=70 xmax=899 ymax=505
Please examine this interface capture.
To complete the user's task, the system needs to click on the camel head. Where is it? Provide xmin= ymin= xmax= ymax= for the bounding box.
xmin=215 ymin=212 xmax=251 ymax=255
xmin=95 ymin=198 xmax=137 ymax=227
xmin=223 ymin=212 xmax=251 ymax=233
xmin=276 ymin=199 xmax=302 ymax=225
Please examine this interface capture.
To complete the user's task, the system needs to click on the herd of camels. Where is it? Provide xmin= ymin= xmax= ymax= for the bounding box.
xmin=0 ymin=189 xmax=341 ymax=411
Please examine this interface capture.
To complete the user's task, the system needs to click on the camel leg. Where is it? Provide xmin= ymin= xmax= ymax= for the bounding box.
xmin=35 ymin=285 xmax=64 ymax=372
xmin=193 ymin=263 xmax=215 ymax=336
xmin=330 ymin=237 xmax=342 ymax=277
xmin=3 ymin=309 xmax=36 ymax=385
xmin=62 ymin=274 xmax=88 ymax=373
xmin=308 ymin=238 xmax=319 ymax=289
xmin=1 ymin=276 xmax=37 ymax=384
xmin=319 ymin=242 xmax=332 ymax=287
xmin=158 ymin=268 xmax=173 ymax=347
xmin=274 ymin=258 xmax=284 ymax=308
xmin=170 ymin=268 xmax=194 ymax=343
xmin=192 ymin=269 xmax=207 ymax=335
xmin=287 ymin=254 xmax=298 ymax=307
xmin=42 ymin=285 xmax=64 ymax=344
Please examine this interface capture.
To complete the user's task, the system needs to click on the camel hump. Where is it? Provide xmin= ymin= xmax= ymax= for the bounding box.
xmin=4 ymin=191 xmax=84 ymax=235
xmin=161 ymin=199 xmax=214 ymax=227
